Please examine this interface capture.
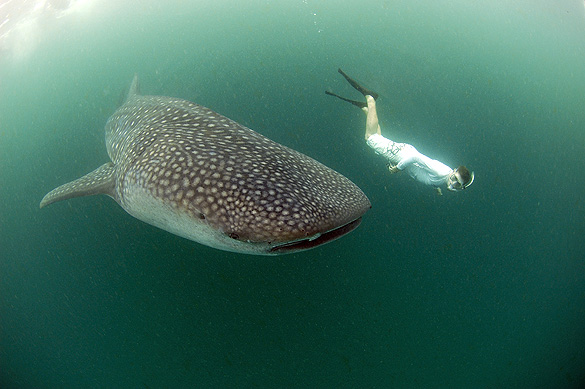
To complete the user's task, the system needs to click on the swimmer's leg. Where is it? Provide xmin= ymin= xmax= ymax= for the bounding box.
xmin=337 ymin=68 xmax=379 ymax=100
xmin=365 ymin=95 xmax=381 ymax=140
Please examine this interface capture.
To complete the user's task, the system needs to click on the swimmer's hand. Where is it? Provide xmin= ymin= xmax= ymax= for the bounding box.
xmin=435 ymin=187 xmax=443 ymax=196
xmin=387 ymin=164 xmax=400 ymax=174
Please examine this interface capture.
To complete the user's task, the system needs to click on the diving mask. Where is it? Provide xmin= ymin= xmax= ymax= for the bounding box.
xmin=447 ymin=170 xmax=474 ymax=191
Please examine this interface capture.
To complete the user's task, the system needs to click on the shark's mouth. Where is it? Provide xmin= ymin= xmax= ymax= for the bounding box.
xmin=269 ymin=217 xmax=363 ymax=254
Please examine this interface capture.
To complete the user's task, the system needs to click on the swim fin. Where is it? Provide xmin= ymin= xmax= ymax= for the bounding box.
xmin=337 ymin=68 xmax=379 ymax=100
xmin=325 ymin=91 xmax=367 ymax=108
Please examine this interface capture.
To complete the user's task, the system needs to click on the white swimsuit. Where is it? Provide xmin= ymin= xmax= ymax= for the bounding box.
xmin=366 ymin=133 xmax=453 ymax=187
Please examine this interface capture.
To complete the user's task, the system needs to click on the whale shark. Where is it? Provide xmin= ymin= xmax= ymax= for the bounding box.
xmin=40 ymin=75 xmax=371 ymax=255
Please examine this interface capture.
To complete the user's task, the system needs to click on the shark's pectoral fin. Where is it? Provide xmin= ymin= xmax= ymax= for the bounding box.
xmin=40 ymin=162 xmax=116 ymax=208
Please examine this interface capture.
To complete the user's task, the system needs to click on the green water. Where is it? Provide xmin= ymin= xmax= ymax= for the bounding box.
xmin=1 ymin=0 xmax=585 ymax=387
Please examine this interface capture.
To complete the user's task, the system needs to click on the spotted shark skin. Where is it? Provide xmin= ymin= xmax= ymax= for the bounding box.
xmin=40 ymin=75 xmax=371 ymax=255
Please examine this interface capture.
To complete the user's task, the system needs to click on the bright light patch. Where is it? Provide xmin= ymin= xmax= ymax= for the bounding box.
xmin=0 ymin=0 xmax=96 ymax=62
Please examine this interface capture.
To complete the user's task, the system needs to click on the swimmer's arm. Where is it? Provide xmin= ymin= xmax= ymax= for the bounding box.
xmin=397 ymin=154 xmax=437 ymax=172
xmin=395 ymin=155 xmax=419 ymax=171
xmin=388 ymin=156 xmax=419 ymax=174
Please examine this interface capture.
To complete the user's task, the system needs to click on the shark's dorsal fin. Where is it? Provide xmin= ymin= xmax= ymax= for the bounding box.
xmin=125 ymin=73 xmax=140 ymax=103
xmin=40 ymin=162 xmax=116 ymax=208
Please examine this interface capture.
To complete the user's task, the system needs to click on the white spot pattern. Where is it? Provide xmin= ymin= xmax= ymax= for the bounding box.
xmin=104 ymin=95 xmax=370 ymax=243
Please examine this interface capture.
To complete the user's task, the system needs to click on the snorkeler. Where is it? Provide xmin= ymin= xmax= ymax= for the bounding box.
xmin=326 ymin=68 xmax=474 ymax=195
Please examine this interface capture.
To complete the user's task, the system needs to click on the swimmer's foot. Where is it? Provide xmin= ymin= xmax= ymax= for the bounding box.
xmin=325 ymin=91 xmax=366 ymax=108
xmin=338 ymin=68 xmax=379 ymax=100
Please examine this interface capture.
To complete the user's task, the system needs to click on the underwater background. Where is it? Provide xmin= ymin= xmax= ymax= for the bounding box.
xmin=1 ymin=0 xmax=585 ymax=387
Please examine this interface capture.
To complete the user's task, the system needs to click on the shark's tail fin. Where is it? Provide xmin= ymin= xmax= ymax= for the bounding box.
xmin=40 ymin=162 xmax=116 ymax=208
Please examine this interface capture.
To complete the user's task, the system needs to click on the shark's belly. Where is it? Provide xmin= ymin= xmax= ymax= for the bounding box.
xmin=119 ymin=180 xmax=274 ymax=255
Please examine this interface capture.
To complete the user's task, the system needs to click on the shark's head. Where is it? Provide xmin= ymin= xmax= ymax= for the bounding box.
xmin=122 ymin=174 xmax=369 ymax=255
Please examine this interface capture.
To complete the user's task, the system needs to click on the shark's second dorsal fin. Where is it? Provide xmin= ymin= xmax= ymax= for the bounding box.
xmin=40 ymin=162 xmax=116 ymax=208
xmin=125 ymin=73 xmax=140 ymax=103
